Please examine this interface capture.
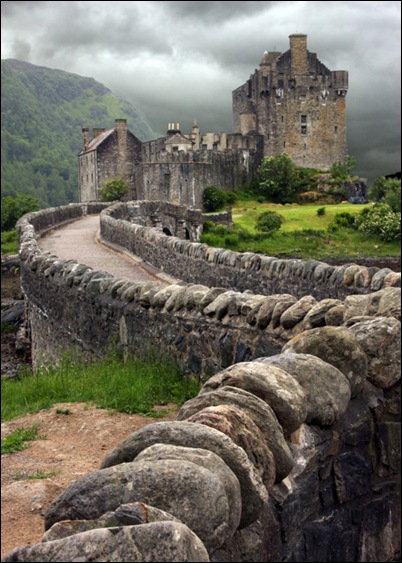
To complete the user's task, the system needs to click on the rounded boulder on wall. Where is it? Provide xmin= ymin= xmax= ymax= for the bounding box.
xmin=282 ymin=326 xmax=367 ymax=397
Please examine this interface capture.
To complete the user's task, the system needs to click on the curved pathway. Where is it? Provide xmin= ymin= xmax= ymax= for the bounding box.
xmin=38 ymin=215 xmax=175 ymax=284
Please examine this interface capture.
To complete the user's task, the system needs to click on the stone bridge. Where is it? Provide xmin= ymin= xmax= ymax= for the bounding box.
xmin=3 ymin=202 xmax=400 ymax=562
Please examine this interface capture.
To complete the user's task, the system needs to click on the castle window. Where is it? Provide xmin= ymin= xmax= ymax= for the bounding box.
xmin=283 ymin=142 xmax=286 ymax=148
xmin=281 ymin=116 xmax=284 ymax=123
xmin=301 ymin=125 xmax=307 ymax=135
xmin=202 ymin=144 xmax=208 ymax=150
xmin=301 ymin=115 xmax=307 ymax=124
xmin=335 ymin=126 xmax=338 ymax=134
xmin=213 ymin=143 xmax=219 ymax=151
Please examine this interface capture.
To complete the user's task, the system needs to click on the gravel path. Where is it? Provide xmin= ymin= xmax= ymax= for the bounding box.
xmin=38 ymin=215 xmax=173 ymax=283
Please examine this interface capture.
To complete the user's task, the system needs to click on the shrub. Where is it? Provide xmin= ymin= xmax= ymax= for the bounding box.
xmin=203 ymin=186 xmax=227 ymax=212
xmin=202 ymin=221 xmax=215 ymax=234
xmin=99 ymin=178 xmax=129 ymax=202
xmin=226 ymin=192 xmax=238 ymax=205
xmin=224 ymin=234 xmax=240 ymax=248
xmin=317 ymin=207 xmax=326 ymax=216
xmin=357 ymin=204 xmax=401 ymax=242
xmin=333 ymin=212 xmax=356 ymax=228
xmin=385 ymin=182 xmax=401 ymax=213
xmin=256 ymin=211 xmax=283 ymax=235
xmin=369 ymin=177 xmax=401 ymax=211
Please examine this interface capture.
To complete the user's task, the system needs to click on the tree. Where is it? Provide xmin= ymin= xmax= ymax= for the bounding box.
xmin=99 ymin=178 xmax=129 ymax=202
xmin=257 ymin=153 xmax=298 ymax=203
xmin=330 ymin=155 xmax=357 ymax=181
xmin=203 ymin=186 xmax=227 ymax=212
xmin=369 ymin=177 xmax=401 ymax=212
xmin=1 ymin=193 xmax=40 ymax=231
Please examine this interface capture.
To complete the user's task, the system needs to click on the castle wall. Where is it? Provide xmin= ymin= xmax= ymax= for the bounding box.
xmin=133 ymin=149 xmax=256 ymax=207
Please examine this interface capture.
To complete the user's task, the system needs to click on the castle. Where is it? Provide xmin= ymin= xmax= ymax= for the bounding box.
xmin=79 ymin=34 xmax=348 ymax=206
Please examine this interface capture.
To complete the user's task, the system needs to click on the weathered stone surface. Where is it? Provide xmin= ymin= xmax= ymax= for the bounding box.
xmin=3 ymin=522 xmax=210 ymax=562
xmin=283 ymin=327 xmax=367 ymax=397
xmin=100 ymin=421 xmax=267 ymax=529
xmin=134 ymin=445 xmax=242 ymax=536
xmin=280 ymin=296 xmax=317 ymax=329
xmin=203 ymin=291 xmax=240 ymax=319
xmin=384 ymin=272 xmax=401 ymax=288
xmin=343 ymin=292 xmax=382 ymax=321
xmin=153 ymin=285 xmax=183 ymax=308
xmin=185 ymin=405 xmax=276 ymax=489
xmin=258 ymin=353 xmax=351 ymax=427
xmin=271 ymin=299 xmax=298 ymax=329
xmin=42 ymin=502 xmax=182 ymax=543
xmin=45 ymin=458 xmax=230 ymax=553
xmin=324 ymin=304 xmax=345 ymax=326
xmin=334 ymin=452 xmax=372 ymax=503
xmin=302 ymin=298 xmax=342 ymax=328
xmin=256 ymin=295 xmax=297 ymax=329
xmin=377 ymin=287 xmax=401 ymax=320
xmin=343 ymin=265 xmax=361 ymax=286
xmin=199 ymin=362 xmax=307 ymax=435
xmin=177 ymin=386 xmax=294 ymax=482
xmin=349 ymin=317 xmax=401 ymax=388
xmin=199 ymin=288 xmax=227 ymax=312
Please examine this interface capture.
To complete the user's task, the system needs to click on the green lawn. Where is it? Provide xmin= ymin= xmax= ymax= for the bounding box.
xmin=232 ymin=202 xmax=369 ymax=233
xmin=202 ymin=202 xmax=401 ymax=261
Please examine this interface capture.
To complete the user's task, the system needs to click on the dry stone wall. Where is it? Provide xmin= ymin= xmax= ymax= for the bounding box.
xmin=100 ymin=202 xmax=400 ymax=300
xmin=8 ymin=203 xmax=401 ymax=562
xmin=3 ymin=326 xmax=400 ymax=562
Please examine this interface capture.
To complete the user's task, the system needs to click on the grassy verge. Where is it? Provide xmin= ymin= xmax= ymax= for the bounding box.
xmin=12 ymin=470 xmax=60 ymax=480
xmin=203 ymin=202 xmax=400 ymax=261
xmin=1 ymin=353 xmax=200 ymax=422
xmin=1 ymin=425 xmax=46 ymax=454
xmin=1 ymin=230 xmax=19 ymax=256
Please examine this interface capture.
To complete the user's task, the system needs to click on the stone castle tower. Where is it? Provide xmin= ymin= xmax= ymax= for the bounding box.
xmin=232 ymin=34 xmax=348 ymax=170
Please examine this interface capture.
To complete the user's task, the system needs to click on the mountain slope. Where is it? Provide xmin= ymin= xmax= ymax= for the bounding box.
xmin=1 ymin=59 xmax=156 ymax=206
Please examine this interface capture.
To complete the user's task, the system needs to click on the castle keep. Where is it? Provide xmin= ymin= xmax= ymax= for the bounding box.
xmin=79 ymin=34 xmax=348 ymax=204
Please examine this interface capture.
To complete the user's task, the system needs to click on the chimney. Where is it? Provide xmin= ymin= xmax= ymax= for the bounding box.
xmin=82 ymin=127 xmax=89 ymax=150
xmin=93 ymin=127 xmax=106 ymax=138
xmin=289 ymin=33 xmax=308 ymax=76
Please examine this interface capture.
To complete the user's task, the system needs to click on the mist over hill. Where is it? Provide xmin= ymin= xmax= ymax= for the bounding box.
xmin=1 ymin=59 xmax=156 ymax=207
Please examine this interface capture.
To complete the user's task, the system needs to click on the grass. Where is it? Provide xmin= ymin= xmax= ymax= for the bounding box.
xmin=1 ymin=230 xmax=19 ymax=256
xmin=1 ymin=425 xmax=47 ymax=454
xmin=13 ymin=470 xmax=60 ymax=480
xmin=205 ymin=201 xmax=401 ymax=261
xmin=1 ymin=352 xmax=201 ymax=422
xmin=232 ymin=202 xmax=368 ymax=233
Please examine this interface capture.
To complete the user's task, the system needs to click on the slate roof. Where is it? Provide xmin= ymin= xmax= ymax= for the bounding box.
xmin=79 ymin=128 xmax=114 ymax=155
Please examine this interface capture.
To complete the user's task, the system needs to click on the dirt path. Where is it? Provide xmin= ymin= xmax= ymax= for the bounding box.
xmin=1 ymin=402 xmax=178 ymax=558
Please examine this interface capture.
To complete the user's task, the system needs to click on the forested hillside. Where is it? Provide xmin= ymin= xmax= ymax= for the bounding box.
xmin=1 ymin=59 xmax=156 ymax=207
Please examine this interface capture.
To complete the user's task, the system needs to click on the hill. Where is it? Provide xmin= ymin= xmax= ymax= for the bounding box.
xmin=1 ymin=59 xmax=156 ymax=207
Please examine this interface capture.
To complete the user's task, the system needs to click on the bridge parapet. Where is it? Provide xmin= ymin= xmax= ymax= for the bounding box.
xmin=9 ymin=203 xmax=401 ymax=562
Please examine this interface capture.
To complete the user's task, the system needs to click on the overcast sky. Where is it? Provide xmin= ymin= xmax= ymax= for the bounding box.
xmin=1 ymin=1 xmax=401 ymax=181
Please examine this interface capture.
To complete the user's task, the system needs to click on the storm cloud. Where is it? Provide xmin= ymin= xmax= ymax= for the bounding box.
xmin=1 ymin=0 xmax=401 ymax=180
